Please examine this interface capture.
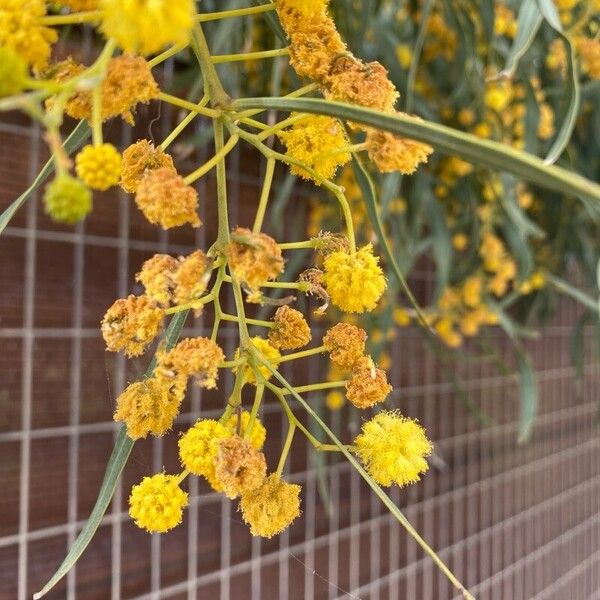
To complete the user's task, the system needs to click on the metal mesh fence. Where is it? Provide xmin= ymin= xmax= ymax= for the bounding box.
xmin=0 ymin=92 xmax=599 ymax=600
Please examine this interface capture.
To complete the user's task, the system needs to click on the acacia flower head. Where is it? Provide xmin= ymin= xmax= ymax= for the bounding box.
xmin=135 ymin=167 xmax=200 ymax=229
xmin=226 ymin=227 xmax=284 ymax=292
xmin=345 ymin=356 xmax=392 ymax=409
xmin=236 ymin=337 xmax=282 ymax=385
xmin=156 ymin=337 xmax=225 ymax=390
xmin=120 ymin=140 xmax=176 ymax=193
xmin=223 ymin=411 xmax=267 ymax=450
xmin=214 ymin=436 xmax=267 ymax=499
xmin=365 ymin=127 xmax=433 ymax=174
xmin=277 ymin=115 xmax=351 ymax=183
xmin=172 ymin=250 xmax=211 ymax=306
xmin=114 ymin=377 xmax=184 ymax=440
xmin=0 ymin=47 xmax=28 ymax=97
xmin=325 ymin=57 xmax=399 ymax=113
xmin=75 ymin=143 xmax=122 ymax=191
xmin=268 ymin=305 xmax=312 ymax=350
xmin=129 ymin=473 xmax=188 ymax=533
xmin=51 ymin=55 xmax=159 ymax=125
xmin=43 ymin=173 xmax=93 ymax=225
xmin=100 ymin=0 xmax=195 ymax=56
xmin=136 ymin=254 xmax=179 ymax=307
xmin=354 ymin=411 xmax=432 ymax=487
xmin=322 ymin=244 xmax=386 ymax=313
xmin=0 ymin=0 xmax=57 ymax=71
xmin=101 ymin=294 xmax=164 ymax=357
xmin=239 ymin=474 xmax=301 ymax=538
xmin=178 ymin=419 xmax=230 ymax=479
xmin=323 ymin=322 xmax=367 ymax=369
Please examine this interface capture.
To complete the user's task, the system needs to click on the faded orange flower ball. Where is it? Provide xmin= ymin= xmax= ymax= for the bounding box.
xmin=268 ymin=305 xmax=312 ymax=350
xmin=323 ymin=322 xmax=367 ymax=370
xmin=135 ymin=167 xmax=200 ymax=229
xmin=345 ymin=356 xmax=392 ymax=409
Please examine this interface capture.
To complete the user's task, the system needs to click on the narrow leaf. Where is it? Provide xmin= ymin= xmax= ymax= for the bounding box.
xmin=0 ymin=120 xmax=91 ymax=236
xmin=234 ymin=97 xmax=600 ymax=204
xmin=351 ymin=152 xmax=434 ymax=333
xmin=516 ymin=350 xmax=538 ymax=443
xmin=540 ymin=27 xmax=580 ymax=164
xmin=35 ymin=310 xmax=189 ymax=598
xmin=546 ymin=273 xmax=600 ymax=314
xmin=500 ymin=0 xmax=543 ymax=78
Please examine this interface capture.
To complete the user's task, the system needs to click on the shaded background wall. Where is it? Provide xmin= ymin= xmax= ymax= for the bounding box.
xmin=1 ymin=99 xmax=599 ymax=600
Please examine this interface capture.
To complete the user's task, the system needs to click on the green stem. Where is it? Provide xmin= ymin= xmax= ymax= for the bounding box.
xmin=257 ymin=357 xmax=475 ymax=600
xmin=231 ymin=276 xmax=251 ymax=345
xmin=253 ymin=157 xmax=276 ymax=233
xmin=209 ymin=118 xmax=231 ymax=253
xmin=283 ymin=381 xmax=347 ymax=394
xmin=276 ymin=422 xmax=296 ymax=476
xmin=245 ymin=384 xmax=265 ymax=442
xmin=278 ymin=345 xmax=327 ymax=363
xmin=160 ymin=96 xmax=209 ymax=150
xmin=191 ymin=23 xmax=232 ymax=108
xmin=197 ymin=4 xmax=276 ymax=22
xmin=278 ymin=240 xmax=317 ymax=250
xmin=212 ymin=48 xmax=289 ymax=64
xmin=210 ymin=265 xmax=226 ymax=341
xmin=221 ymin=313 xmax=274 ymax=328
xmin=183 ymin=133 xmax=239 ymax=184
xmin=148 ymin=43 xmax=188 ymax=69
xmin=164 ymin=293 xmax=215 ymax=314
xmin=158 ymin=92 xmax=220 ymax=118
xmin=257 ymin=114 xmax=305 ymax=140
xmin=219 ymin=369 xmax=246 ymax=423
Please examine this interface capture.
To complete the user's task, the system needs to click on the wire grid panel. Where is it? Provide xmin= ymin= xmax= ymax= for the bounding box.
xmin=1 ymin=118 xmax=600 ymax=600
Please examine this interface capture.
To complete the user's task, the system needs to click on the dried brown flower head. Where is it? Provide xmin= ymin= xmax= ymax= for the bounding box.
xmin=323 ymin=322 xmax=367 ymax=369
xmin=101 ymin=294 xmax=164 ymax=357
xmin=214 ymin=436 xmax=267 ymax=499
xmin=365 ymin=127 xmax=433 ymax=174
xmin=135 ymin=167 xmax=200 ymax=229
xmin=268 ymin=305 xmax=312 ymax=350
xmin=345 ymin=356 xmax=392 ymax=409
xmin=156 ymin=337 xmax=225 ymax=390
xmin=120 ymin=140 xmax=175 ymax=193
xmin=114 ymin=377 xmax=184 ymax=440
xmin=226 ymin=227 xmax=284 ymax=291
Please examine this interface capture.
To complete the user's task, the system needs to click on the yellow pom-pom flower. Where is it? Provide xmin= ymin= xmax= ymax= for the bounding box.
xmin=129 ymin=473 xmax=188 ymax=533
xmin=100 ymin=0 xmax=195 ymax=56
xmin=236 ymin=337 xmax=282 ymax=384
xmin=277 ymin=115 xmax=351 ymax=183
xmin=239 ymin=474 xmax=301 ymax=538
xmin=354 ymin=411 xmax=432 ymax=487
xmin=223 ymin=411 xmax=267 ymax=450
xmin=322 ymin=244 xmax=386 ymax=313
xmin=75 ymin=144 xmax=122 ymax=191
xmin=178 ymin=419 xmax=230 ymax=479
xmin=0 ymin=46 xmax=27 ymax=98
xmin=43 ymin=173 xmax=92 ymax=225
xmin=0 ymin=0 xmax=57 ymax=71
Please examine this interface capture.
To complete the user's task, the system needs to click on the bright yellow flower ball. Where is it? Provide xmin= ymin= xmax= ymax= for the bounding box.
xmin=129 ymin=473 xmax=188 ymax=533
xmin=322 ymin=244 xmax=386 ymax=313
xmin=0 ymin=47 xmax=27 ymax=98
xmin=354 ymin=411 xmax=432 ymax=487
xmin=100 ymin=0 xmax=195 ymax=56
xmin=178 ymin=419 xmax=230 ymax=478
xmin=75 ymin=143 xmax=122 ymax=191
